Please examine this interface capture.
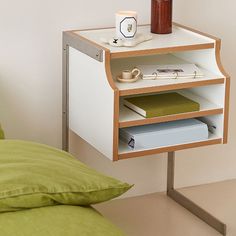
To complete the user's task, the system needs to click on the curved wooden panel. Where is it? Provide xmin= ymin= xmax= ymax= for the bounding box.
xmin=214 ymin=40 xmax=230 ymax=144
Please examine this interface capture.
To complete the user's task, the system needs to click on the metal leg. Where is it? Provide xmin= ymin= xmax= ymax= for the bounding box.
xmin=167 ymin=152 xmax=227 ymax=236
xmin=62 ymin=32 xmax=104 ymax=152
xmin=62 ymin=40 xmax=69 ymax=151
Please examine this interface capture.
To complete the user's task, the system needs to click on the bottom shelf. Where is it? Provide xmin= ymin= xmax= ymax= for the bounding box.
xmin=118 ymin=133 xmax=222 ymax=160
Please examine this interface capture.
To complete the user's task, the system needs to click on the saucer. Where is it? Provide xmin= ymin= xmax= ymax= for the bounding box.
xmin=100 ymin=33 xmax=153 ymax=48
xmin=116 ymin=74 xmax=140 ymax=83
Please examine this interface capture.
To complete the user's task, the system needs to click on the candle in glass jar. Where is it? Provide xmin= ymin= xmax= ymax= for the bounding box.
xmin=116 ymin=11 xmax=137 ymax=39
xmin=151 ymin=0 xmax=172 ymax=34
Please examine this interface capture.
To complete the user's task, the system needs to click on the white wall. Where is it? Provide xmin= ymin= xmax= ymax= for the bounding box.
xmin=0 ymin=0 xmax=235 ymax=197
xmin=174 ymin=0 xmax=236 ymax=188
xmin=0 ymin=0 xmax=150 ymax=146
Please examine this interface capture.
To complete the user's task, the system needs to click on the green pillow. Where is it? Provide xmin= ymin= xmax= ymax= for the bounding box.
xmin=0 ymin=205 xmax=126 ymax=236
xmin=0 ymin=140 xmax=132 ymax=212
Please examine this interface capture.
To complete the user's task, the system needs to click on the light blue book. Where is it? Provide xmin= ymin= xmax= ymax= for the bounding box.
xmin=120 ymin=119 xmax=208 ymax=150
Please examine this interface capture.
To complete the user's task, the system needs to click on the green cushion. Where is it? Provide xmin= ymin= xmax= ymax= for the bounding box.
xmin=0 ymin=205 xmax=126 ymax=236
xmin=0 ymin=140 xmax=132 ymax=212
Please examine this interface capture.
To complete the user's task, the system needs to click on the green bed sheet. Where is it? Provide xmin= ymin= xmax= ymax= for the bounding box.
xmin=0 ymin=205 xmax=126 ymax=236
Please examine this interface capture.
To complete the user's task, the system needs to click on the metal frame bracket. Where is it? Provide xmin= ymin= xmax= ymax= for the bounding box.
xmin=63 ymin=31 xmax=103 ymax=62
xmin=62 ymin=30 xmax=105 ymax=151
xmin=167 ymin=152 xmax=227 ymax=236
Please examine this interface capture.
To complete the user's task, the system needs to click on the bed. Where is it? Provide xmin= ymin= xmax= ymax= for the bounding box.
xmin=0 ymin=205 xmax=125 ymax=236
xmin=0 ymin=129 xmax=131 ymax=236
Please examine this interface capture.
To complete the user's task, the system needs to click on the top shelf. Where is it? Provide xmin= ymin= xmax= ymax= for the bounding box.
xmin=75 ymin=24 xmax=216 ymax=58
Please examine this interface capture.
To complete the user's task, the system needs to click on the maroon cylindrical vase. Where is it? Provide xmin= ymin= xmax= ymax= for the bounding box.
xmin=151 ymin=0 xmax=172 ymax=34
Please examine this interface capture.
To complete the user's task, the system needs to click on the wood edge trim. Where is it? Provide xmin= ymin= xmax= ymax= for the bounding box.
xmin=104 ymin=51 xmax=120 ymax=161
xmin=173 ymin=22 xmax=221 ymax=41
xmin=214 ymin=40 xmax=230 ymax=144
xmin=215 ymin=40 xmax=230 ymax=78
xmin=110 ymin=43 xmax=214 ymax=59
xmin=223 ymin=78 xmax=230 ymax=144
xmin=104 ymin=51 xmax=118 ymax=91
xmin=113 ymin=90 xmax=120 ymax=161
xmin=119 ymin=109 xmax=224 ymax=128
xmin=119 ymin=78 xmax=225 ymax=96
xmin=118 ymin=138 xmax=222 ymax=160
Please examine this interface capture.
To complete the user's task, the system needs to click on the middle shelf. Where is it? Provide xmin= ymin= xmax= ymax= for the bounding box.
xmin=119 ymin=89 xmax=223 ymax=128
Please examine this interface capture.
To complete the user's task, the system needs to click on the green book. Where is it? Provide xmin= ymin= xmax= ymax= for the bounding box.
xmin=124 ymin=92 xmax=200 ymax=118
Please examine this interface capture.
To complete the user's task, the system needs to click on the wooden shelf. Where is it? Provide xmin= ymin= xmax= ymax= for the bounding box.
xmin=77 ymin=25 xmax=215 ymax=59
xmin=118 ymin=78 xmax=225 ymax=96
xmin=119 ymin=90 xmax=223 ymax=128
xmin=111 ymin=54 xmax=225 ymax=96
xmin=118 ymin=133 xmax=222 ymax=160
xmin=119 ymin=107 xmax=223 ymax=129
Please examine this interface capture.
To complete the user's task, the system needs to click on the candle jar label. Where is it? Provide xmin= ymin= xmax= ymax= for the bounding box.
xmin=116 ymin=11 xmax=137 ymax=39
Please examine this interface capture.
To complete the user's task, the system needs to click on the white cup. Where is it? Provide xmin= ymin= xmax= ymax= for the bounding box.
xmin=122 ymin=68 xmax=140 ymax=80
xmin=116 ymin=11 xmax=137 ymax=39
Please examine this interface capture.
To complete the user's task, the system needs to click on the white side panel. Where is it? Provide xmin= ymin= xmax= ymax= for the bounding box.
xmin=69 ymin=47 xmax=114 ymax=160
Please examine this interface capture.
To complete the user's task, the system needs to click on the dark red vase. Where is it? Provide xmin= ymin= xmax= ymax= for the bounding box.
xmin=151 ymin=0 xmax=173 ymax=34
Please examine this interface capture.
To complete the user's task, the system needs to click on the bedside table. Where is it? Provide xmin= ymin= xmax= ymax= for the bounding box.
xmin=62 ymin=23 xmax=230 ymax=235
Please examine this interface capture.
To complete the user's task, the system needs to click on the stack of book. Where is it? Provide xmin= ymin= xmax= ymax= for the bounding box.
xmin=123 ymin=92 xmax=200 ymax=118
